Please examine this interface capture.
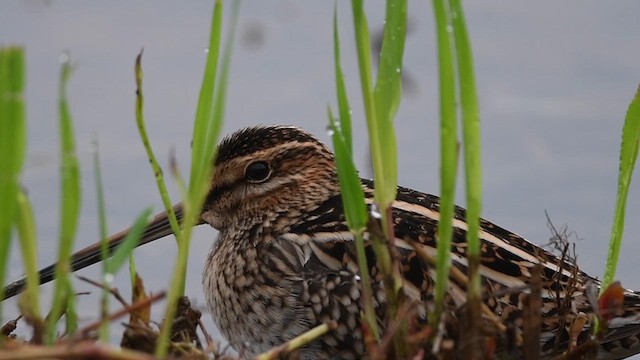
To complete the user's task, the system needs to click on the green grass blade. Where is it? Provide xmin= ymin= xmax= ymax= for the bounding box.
xmin=328 ymin=109 xmax=367 ymax=234
xmin=350 ymin=0 xmax=402 ymax=271
xmin=0 ymin=47 xmax=27 ymax=320
xmin=128 ymin=252 xmax=137 ymax=294
xmin=448 ymin=0 xmax=483 ymax=355
xmin=16 ymin=189 xmax=41 ymax=326
xmin=46 ymin=53 xmax=81 ymax=343
xmin=333 ymin=5 xmax=353 ymax=153
xmin=155 ymin=0 xmax=239 ymax=357
xmin=188 ymin=1 xmax=223 ymax=200
xmin=351 ymin=0 xmax=390 ymax=209
xmin=91 ymin=139 xmax=110 ymax=341
xmin=449 ymin=0 xmax=482 ymax=289
xmin=373 ymin=0 xmax=407 ymax=122
xmin=601 ymin=85 xmax=640 ymax=293
xmin=328 ymin=107 xmax=379 ymax=340
xmin=64 ymin=280 xmax=77 ymax=335
xmin=91 ymin=141 xmax=108 ymax=258
xmin=331 ymin=7 xmax=377 ymax=339
xmin=135 ymin=51 xmax=183 ymax=249
xmin=350 ymin=1 xmax=408 ymax=355
xmin=371 ymin=0 xmax=406 ymax=209
xmin=203 ymin=0 xmax=237 ymax=180
xmin=330 ymin=9 xmax=365 ymax=232
xmin=431 ymin=0 xmax=459 ymax=327
xmin=105 ymin=208 xmax=153 ymax=275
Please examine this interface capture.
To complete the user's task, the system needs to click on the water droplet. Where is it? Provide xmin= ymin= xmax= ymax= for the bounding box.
xmin=446 ymin=25 xmax=453 ymax=33
xmin=90 ymin=140 xmax=98 ymax=153
xmin=104 ymin=273 xmax=114 ymax=284
xmin=204 ymin=48 xmax=210 ymax=53
xmin=326 ymin=125 xmax=335 ymax=136
xmin=58 ymin=51 xmax=70 ymax=64
xmin=395 ymin=67 xmax=401 ymax=74
xmin=370 ymin=204 xmax=382 ymax=219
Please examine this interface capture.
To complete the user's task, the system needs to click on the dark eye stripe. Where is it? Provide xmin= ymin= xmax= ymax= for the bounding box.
xmin=204 ymin=183 xmax=234 ymax=212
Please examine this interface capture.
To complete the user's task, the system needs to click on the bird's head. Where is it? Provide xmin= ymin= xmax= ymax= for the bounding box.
xmin=201 ymin=125 xmax=339 ymax=231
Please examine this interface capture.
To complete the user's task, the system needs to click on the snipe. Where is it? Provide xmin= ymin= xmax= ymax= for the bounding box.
xmin=5 ymin=125 xmax=640 ymax=359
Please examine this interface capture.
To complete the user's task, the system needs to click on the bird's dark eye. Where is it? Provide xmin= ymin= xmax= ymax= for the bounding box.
xmin=245 ymin=161 xmax=271 ymax=183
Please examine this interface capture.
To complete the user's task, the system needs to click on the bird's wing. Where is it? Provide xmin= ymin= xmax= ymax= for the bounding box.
xmin=280 ymin=181 xmax=640 ymax=358
xmin=286 ymin=180 xmax=592 ymax=306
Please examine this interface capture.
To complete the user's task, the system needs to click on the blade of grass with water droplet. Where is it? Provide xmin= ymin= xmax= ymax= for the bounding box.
xmin=371 ymin=0 xmax=406 ymax=211
xmin=105 ymin=208 xmax=153 ymax=275
xmin=16 ymin=189 xmax=41 ymax=333
xmin=448 ymin=0 xmax=483 ymax=355
xmin=91 ymin=139 xmax=111 ymax=341
xmin=155 ymin=0 xmax=239 ymax=357
xmin=0 ymin=46 xmax=26 ymax=321
xmin=135 ymin=51 xmax=183 ymax=250
xmin=350 ymin=1 xmax=408 ymax=355
xmin=46 ymin=54 xmax=81 ymax=343
xmin=328 ymin=107 xmax=378 ymax=341
xmin=333 ymin=6 xmax=353 ymax=154
xmin=601 ymin=86 xmax=640 ymax=294
xmin=331 ymin=6 xmax=378 ymax=340
xmin=449 ymin=0 xmax=482 ymax=286
xmin=431 ymin=0 xmax=459 ymax=328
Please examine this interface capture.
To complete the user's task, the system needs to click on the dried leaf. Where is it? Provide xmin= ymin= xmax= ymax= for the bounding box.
xmin=130 ymin=273 xmax=150 ymax=325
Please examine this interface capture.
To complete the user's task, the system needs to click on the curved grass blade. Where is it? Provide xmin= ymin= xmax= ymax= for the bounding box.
xmin=350 ymin=0 xmax=406 ymax=212
xmin=0 ymin=47 xmax=26 ymax=320
xmin=328 ymin=107 xmax=378 ymax=340
xmin=46 ymin=53 xmax=81 ymax=342
xmin=134 ymin=51 xmax=183 ymax=251
xmin=16 ymin=189 xmax=42 ymax=333
xmin=90 ymin=139 xmax=111 ymax=341
xmin=333 ymin=5 xmax=353 ymax=153
xmin=155 ymin=0 xmax=240 ymax=357
xmin=431 ymin=0 xmax=459 ymax=328
xmin=331 ymin=5 xmax=378 ymax=341
xmin=449 ymin=0 xmax=482 ymax=293
xmin=350 ymin=1 xmax=408 ymax=355
xmin=105 ymin=208 xmax=153 ymax=275
xmin=448 ymin=0 xmax=483 ymax=356
xmin=601 ymin=85 xmax=640 ymax=294
xmin=371 ymin=0 xmax=406 ymax=211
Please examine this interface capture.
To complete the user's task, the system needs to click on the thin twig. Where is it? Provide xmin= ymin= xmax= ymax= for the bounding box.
xmin=197 ymin=318 xmax=214 ymax=350
xmin=522 ymin=264 xmax=542 ymax=360
xmin=76 ymin=291 xmax=165 ymax=338
xmin=0 ymin=341 xmax=156 ymax=360
xmin=76 ymin=275 xmax=129 ymax=308
xmin=1 ymin=314 xmax=22 ymax=336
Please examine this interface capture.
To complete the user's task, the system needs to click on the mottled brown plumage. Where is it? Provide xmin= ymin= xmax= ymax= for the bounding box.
xmin=196 ymin=125 xmax=640 ymax=359
xmin=202 ymin=126 xmax=640 ymax=358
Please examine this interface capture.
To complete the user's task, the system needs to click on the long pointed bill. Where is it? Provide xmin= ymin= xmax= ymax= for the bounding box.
xmin=2 ymin=203 xmax=200 ymax=300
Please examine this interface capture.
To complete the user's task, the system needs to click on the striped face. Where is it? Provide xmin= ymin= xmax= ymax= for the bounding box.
xmin=201 ymin=125 xmax=340 ymax=231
